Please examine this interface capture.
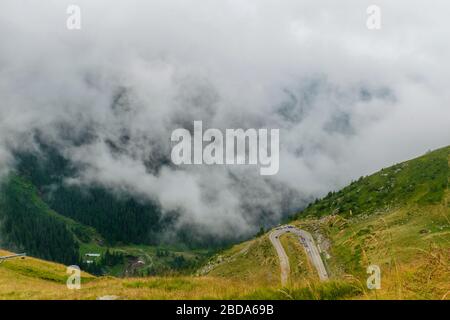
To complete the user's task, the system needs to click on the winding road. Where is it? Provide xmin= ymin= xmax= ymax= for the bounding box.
xmin=269 ymin=226 xmax=328 ymax=286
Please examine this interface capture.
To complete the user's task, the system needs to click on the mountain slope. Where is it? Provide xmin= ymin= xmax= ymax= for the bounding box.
xmin=0 ymin=147 xmax=217 ymax=275
xmin=0 ymin=175 xmax=90 ymax=265
xmin=199 ymin=146 xmax=450 ymax=299
xmin=14 ymin=148 xmax=166 ymax=245
xmin=0 ymin=249 xmax=266 ymax=300
xmin=1 ymin=146 xmax=449 ymax=299
xmin=298 ymin=146 xmax=449 ymax=218
xmin=0 ymin=173 xmax=210 ymax=276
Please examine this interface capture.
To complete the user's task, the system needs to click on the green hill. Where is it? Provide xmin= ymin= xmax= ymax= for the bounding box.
xmin=297 ymin=146 xmax=449 ymax=218
xmin=198 ymin=146 xmax=450 ymax=299
xmin=1 ymin=146 xmax=449 ymax=299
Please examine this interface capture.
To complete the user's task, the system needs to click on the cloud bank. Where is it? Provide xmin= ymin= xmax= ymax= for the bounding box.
xmin=1 ymin=0 xmax=450 ymax=238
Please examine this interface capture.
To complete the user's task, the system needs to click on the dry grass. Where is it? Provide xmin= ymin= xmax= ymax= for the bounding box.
xmin=202 ymin=236 xmax=280 ymax=287
xmin=0 ymin=249 xmax=267 ymax=300
xmin=321 ymin=199 xmax=450 ymax=300
xmin=1 ymin=193 xmax=448 ymax=300
xmin=279 ymin=233 xmax=319 ymax=286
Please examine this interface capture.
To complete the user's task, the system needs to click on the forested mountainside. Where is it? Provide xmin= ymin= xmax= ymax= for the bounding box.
xmin=14 ymin=147 xmax=166 ymax=245
xmin=0 ymin=175 xmax=81 ymax=265
xmin=0 ymin=144 xmax=227 ymax=269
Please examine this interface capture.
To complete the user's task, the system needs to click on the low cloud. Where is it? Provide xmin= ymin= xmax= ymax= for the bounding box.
xmin=1 ymin=0 xmax=450 ymax=238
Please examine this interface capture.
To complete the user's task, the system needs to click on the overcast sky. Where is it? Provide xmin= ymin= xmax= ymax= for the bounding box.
xmin=1 ymin=1 xmax=449 ymax=238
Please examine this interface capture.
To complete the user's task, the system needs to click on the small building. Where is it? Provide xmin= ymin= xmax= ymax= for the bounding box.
xmin=85 ymin=253 xmax=101 ymax=258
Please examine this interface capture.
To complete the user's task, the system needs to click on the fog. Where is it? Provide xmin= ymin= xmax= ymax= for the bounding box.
xmin=1 ymin=0 xmax=450 ymax=238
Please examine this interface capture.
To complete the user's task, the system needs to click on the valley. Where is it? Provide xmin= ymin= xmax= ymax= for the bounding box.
xmin=0 ymin=146 xmax=449 ymax=299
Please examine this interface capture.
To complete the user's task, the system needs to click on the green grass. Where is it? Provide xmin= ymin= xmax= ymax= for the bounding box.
xmin=297 ymin=146 xmax=450 ymax=219
xmin=201 ymin=146 xmax=450 ymax=299
xmin=0 ymin=249 xmax=95 ymax=285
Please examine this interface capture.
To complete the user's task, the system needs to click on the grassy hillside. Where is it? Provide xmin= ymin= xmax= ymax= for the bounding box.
xmin=198 ymin=146 xmax=450 ymax=300
xmin=297 ymin=146 xmax=450 ymax=299
xmin=0 ymin=249 xmax=361 ymax=300
xmin=298 ymin=146 xmax=449 ymax=218
xmin=1 ymin=146 xmax=449 ymax=299
xmin=0 ymin=249 xmax=268 ymax=300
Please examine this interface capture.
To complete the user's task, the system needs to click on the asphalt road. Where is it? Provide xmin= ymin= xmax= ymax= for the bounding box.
xmin=269 ymin=226 xmax=329 ymax=286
